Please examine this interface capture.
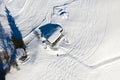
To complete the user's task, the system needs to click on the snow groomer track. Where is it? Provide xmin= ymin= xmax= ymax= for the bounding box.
xmin=0 ymin=0 xmax=120 ymax=80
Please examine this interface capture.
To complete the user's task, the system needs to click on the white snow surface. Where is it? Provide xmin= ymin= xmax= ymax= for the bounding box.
xmin=0 ymin=0 xmax=120 ymax=80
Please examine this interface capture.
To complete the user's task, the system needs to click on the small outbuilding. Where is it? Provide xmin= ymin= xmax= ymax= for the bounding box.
xmin=38 ymin=23 xmax=64 ymax=46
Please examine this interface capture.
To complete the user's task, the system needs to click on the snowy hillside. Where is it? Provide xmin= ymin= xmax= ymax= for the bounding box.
xmin=0 ymin=0 xmax=120 ymax=80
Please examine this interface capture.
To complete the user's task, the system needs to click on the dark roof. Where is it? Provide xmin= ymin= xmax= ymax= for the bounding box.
xmin=39 ymin=23 xmax=61 ymax=39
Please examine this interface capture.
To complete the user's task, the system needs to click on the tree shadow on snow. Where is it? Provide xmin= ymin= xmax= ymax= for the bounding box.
xmin=5 ymin=7 xmax=22 ymax=40
xmin=5 ymin=7 xmax=26 ymax=52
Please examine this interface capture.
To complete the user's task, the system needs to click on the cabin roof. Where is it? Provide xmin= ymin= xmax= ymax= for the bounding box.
xmin=39 ymin=23 xmax=62 ymax=39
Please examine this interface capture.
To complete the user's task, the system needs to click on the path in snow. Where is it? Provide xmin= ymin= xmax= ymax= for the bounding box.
xmin=4 ymin=0 xmax=120 ymax=80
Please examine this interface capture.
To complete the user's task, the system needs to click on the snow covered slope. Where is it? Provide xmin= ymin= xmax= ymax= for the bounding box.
xmin=0 ymin=0 xmax=120 ymax=80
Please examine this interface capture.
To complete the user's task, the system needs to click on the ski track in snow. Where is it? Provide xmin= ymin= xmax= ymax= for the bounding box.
xmin=1 ymin=0 xmax=120 ymax=80
xmin=29 ymin=0 xmax=107 ymax=80
xmin=37 ymin=0 xmax=110 ymax=79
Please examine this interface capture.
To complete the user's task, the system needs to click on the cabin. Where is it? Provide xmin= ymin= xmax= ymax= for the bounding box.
xmin=38 ymin=23 xmax=64 ymax=46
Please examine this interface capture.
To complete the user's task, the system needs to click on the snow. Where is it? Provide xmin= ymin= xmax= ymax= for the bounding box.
xmin=0 ymin=0 xmax=120 ymax=80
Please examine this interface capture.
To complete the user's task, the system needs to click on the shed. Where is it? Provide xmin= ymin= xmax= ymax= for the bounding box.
xmin=39 ymin=23 xmax=63 ymax=46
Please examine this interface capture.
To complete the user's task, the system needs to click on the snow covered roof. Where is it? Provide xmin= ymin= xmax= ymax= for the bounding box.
xmin=39 ymin=23 xmax=63 ymax=43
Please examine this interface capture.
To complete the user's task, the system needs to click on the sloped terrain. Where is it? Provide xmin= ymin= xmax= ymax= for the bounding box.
xmin=0 ymin=0 xmax=120 ymax=80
